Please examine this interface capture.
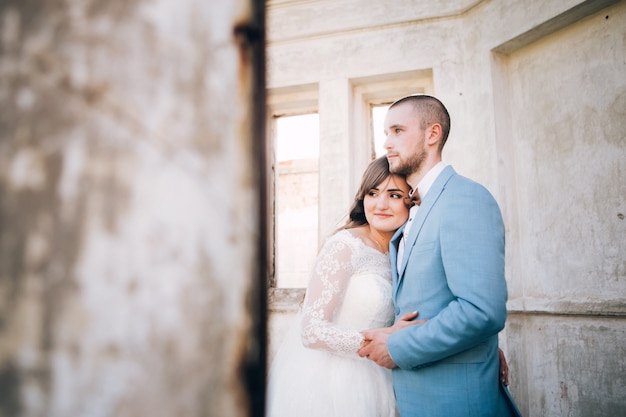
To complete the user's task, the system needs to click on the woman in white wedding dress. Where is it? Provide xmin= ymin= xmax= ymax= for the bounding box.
xmin=266 ymin=157 xmax=420 ymax=417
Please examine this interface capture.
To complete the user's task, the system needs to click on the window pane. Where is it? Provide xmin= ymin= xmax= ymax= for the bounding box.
xmin=372 ymin=105 xmax=389 ymax=157
xmin=275 ymin=114 xmax=319 ymax=288
xmin=276 ymin=114 xmax=319 ymax=161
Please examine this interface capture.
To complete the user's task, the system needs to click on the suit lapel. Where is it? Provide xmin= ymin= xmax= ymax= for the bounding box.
xmin=390 ymin=226 xmax=404 ymax=299
xmin=395 ymin=166 xmax=456 ymax=292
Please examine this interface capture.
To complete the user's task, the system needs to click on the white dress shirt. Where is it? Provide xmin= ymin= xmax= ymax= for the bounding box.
xmin=397 ymin=162 xmax=447 ymax=271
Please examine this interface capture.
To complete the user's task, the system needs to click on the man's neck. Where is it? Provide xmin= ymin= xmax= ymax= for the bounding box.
xmin=407 ymin=157 xmax=442 ymax=191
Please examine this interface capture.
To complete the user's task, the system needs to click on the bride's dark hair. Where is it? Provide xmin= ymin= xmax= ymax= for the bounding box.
xmin=339 ymin=156 xmax=398 ymax=231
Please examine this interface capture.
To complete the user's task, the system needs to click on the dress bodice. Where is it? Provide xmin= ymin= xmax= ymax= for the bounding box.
xmin=300 ymin=230 xmax=395 ymax=357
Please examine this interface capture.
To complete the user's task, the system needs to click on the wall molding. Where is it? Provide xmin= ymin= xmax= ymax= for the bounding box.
xmin=507 ymin=297 xmax=626 ymax=317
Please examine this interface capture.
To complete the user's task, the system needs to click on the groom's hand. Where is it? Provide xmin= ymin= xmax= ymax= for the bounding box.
xmin=362 ymin=311 xmax=423 ymax=338
xmin=358 ymin=331 xmax=397 ymax=369
xmin=392 ymin=310 xmax=426 ymax=332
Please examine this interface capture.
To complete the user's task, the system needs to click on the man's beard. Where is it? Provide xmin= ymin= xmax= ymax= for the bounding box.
xmin=390 ymin=150 xmax=426 ymax=177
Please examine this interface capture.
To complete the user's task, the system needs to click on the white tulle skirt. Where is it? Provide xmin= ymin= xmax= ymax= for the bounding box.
xmin=266 ymin=323 xmax=398 ymax=417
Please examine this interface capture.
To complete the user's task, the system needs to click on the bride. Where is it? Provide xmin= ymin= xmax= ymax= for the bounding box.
xmin=266 ymin=156 xmax=420 ymax=417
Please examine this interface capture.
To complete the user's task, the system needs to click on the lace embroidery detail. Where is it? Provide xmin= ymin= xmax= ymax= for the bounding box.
xmin=300 ymin=230 xmax=392 ymax=357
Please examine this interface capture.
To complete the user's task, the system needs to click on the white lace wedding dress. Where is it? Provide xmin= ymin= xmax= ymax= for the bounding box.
xmin=266 ymin=229 xmax=398 ymax=417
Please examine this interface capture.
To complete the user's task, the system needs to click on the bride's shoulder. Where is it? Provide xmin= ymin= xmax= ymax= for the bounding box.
xmin=329 ymin=228 xmax=368 ymax=249
xmin=324 ymin=229 xmax=362 ymax=247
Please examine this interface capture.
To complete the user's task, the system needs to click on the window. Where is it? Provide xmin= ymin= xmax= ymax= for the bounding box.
xmin=267 ymin=84 xmax=319 ymax=299
xmin=275 ymin=114 xmax=319 ymax=288
xmin=371 ymin=104 xmax=390 ymax=157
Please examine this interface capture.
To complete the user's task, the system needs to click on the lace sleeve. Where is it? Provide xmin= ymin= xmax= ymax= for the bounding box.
xmin=300 ymin=233 xmax=364 ymax=357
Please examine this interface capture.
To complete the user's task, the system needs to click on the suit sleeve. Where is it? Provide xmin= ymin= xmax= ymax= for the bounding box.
xmin=388 ymin=182 xmax=508 ymax=368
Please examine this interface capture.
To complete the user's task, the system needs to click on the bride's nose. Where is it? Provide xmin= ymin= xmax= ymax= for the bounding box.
xmin=376 ymin=194 xmax=389 ymax=209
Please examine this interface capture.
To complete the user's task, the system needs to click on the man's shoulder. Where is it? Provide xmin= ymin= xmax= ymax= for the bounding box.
xmin=438 ymin=170 xmax=501 ymax=212
xmin=444 ymin=167 xmax=493 ymax=195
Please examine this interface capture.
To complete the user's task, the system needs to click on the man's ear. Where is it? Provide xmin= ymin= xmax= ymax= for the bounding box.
xmin=426 ymin=123 xmax=442 ymax=146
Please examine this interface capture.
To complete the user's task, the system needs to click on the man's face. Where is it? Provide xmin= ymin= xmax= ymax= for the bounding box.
xmin=383 ymin=103 xmax=428 ymax=177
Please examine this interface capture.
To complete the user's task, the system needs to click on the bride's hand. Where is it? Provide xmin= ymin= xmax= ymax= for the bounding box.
xmin=391 ymin=311 xmax=427 ymax=332
xmin=499 ymin=348 xmax=510 ymax=386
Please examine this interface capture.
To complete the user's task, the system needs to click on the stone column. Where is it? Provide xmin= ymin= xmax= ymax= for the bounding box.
xmin=317 ymin=78 xmax=351 ymax=240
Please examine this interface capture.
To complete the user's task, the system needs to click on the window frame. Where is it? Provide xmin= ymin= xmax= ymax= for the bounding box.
xmin=267 ymin=84 xmax=319 ymax=312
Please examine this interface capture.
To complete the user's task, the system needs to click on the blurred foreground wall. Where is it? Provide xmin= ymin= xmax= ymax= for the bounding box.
xmin=0 ymin=1 xmax=266 ymax=416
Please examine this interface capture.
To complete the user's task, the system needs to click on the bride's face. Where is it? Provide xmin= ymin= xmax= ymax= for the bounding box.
xmin=363 ymin=174 xmax=411 ymax=233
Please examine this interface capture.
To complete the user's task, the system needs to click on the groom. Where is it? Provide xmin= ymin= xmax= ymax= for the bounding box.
xmin=358 ymin=95 xmax=520 ymax=417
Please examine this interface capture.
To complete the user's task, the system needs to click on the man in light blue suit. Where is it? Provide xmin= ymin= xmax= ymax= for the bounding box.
xmin=358 ymin=95 xmax=521 ymax=416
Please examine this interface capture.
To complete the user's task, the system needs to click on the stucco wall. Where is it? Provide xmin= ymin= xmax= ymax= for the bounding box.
xmin=266 ymin=0 xmax=626 ymax=415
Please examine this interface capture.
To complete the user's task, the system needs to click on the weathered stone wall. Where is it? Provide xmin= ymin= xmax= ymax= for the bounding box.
xmin=266 ymin=0 xmax=626 ymax=416
xmin=0 ymin=1 xmax=266 ymax=416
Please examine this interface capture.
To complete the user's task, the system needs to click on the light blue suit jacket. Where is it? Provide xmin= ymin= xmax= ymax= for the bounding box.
xmin=388 ymin=166 xmax=520 ymax=417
